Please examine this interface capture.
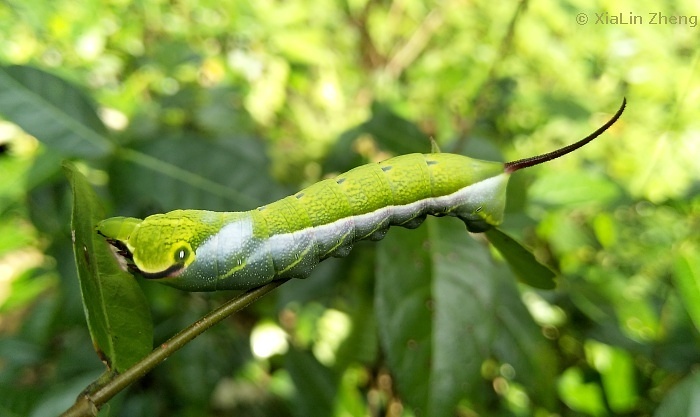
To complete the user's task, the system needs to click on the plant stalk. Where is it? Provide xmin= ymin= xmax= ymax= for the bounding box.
xmin=59 ymin=280 xmax=288 ymax=417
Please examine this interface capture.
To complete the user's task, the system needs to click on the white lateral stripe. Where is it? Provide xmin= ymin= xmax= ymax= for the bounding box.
xmin=266 ymin=174 xmax=506 ymax=258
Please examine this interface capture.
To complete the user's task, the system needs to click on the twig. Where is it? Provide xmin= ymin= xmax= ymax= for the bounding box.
xmin=347 ymin=0 xmax=386 ymax=70
xmin=385 ymin=8 xmax=444 ymax=80
xmin=59 ymin=280 xmax=289 ymax=417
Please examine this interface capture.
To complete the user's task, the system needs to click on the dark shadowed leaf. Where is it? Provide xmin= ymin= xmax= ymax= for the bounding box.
xmin=376 ymin=218 xmax=556 ymax=415
xmin=375 ymin=222 xmax=434 ymax=414
xmin=0 ymin=65 xmax=112 ymax=158
xmin=285 ymin=347 xmax=339 ymax=417
xmin=485 ymin=228 xmax=556 ymax=289
xmin=109 ymin=135 xmax=288 ymax=214
xmin=64 ymin=161 xmax=152 ymax=372
xmin=323 ymin=102 xmax=429 ymax=172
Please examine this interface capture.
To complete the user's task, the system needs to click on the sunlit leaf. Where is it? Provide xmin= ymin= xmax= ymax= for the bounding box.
xmin=558 ymin=367 xmax=607 ymax=416
xmin=0 ymin=65 xmax=112 ymax=158
xmin=673 ymin=244 xmax=700 ymax=333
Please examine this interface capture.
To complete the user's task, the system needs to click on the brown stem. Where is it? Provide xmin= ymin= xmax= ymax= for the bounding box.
xmin=59 ymin=280 xmax=288 ymax=417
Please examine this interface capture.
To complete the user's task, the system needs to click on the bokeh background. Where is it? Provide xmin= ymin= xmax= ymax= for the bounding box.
xmin=0 ymin=0 xmax=699 ymax=416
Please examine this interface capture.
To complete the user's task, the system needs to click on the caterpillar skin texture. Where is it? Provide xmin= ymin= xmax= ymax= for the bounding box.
xmin=97 ymin=99 xmax=626 ymax=291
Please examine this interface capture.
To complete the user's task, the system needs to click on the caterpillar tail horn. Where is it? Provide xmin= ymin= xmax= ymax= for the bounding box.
xmin=504 ymin=98 xmax=626 ymax=173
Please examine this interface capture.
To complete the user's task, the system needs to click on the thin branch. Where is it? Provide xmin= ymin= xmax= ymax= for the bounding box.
xmin=60 ymin=279 xmax=289 ymax=417
xmin=347 ymin=0 xmax=386 ymax=70
xmin=385 ymin=9 xmax=444 ymax=79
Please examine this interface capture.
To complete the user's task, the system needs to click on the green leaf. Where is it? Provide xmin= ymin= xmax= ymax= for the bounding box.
xmin=375 ymin=222 xmax=434 ymax=414
xmin=558 ymin=367 xmax=607 ymax=416
xmin=0 ymin=65 xmax=112 ymax=158
xmin=362 ymin=102 xmax=430 ymax=155
xmin=376 ymin=218 xmax=557 ymax=415
xmin=285 ymin=347 xmax=339 ymax=417
xmin=109 ymin=135 xmax=287 ymax=213
xmin=673 ymin=244 xmax=700 ymax=332
xmin=64 ymin=161 xmax=152 ymax=372
xmin=485 ymin=228 xmax=557 ymax=289
xmin=529 ymin=171 xmax=621 ymax=207
xmin=323 ymin=102 xmax=429 ymax=172
xmin=653 ymin=372 xmax=700 ymax=417
xmin=586 ymin=341 xmax=638 ymax=413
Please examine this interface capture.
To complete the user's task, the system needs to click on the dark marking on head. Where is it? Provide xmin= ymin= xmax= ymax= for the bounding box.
xmin=426 ymin=160 xmax=438 ymax=166
xmin=139 ymin=263 xmax=185 ymax=279
xmin=336 ymin=178 xmax=346 ymax=185
xmin=104 ymin=237 xmax=132 ymax=260
xmin=381 ymin=165 xmax=392 ymax=172
xmin=295 ymin=192 xmax=304 ymax=199
xmin=258 ymin=206 xmax=266 ymax=211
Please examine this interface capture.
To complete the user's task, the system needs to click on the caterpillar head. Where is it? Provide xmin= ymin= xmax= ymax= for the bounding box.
xmin=96 ymin=211 xmax=200 ymax=279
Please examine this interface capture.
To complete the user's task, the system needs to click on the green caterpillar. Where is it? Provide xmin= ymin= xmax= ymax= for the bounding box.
xmin=97 ymin=99 xmax=625 ymax=291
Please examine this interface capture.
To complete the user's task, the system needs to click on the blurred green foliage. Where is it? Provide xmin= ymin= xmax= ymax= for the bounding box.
xmin=0 ymin=0 xmax=699 ymax=416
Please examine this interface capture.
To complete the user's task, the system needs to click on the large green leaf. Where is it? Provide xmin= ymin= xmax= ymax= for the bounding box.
xmin=0 ymin=65 xmax=112 ymax=158
xmin=376 ymin=218 xmax=556 ymax=415
xmin=375 ymin=222 xmax=434 ymax=414
xmin=64 ymin=161 xmax=152 ymax=372
xmin=109 ymin=135 xmax=287 ymax=214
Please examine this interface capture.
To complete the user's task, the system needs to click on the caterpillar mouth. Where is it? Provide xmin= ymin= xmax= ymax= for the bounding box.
xmin=100 ymin=235 xmax=138 ymax=274
xmin=99 ymin=234 xmax=185 ymax=279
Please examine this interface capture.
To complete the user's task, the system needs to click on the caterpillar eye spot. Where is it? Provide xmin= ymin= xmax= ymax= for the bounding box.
xmin=475 ymin=206 xmax=483 ymax=213
xmin=381 ymin=165 xmax=392 ymax=172
xmin=295 ymin=192 xmax=305 ymax=199
xmin=174 ymin=246 xmax=190 ymax=263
